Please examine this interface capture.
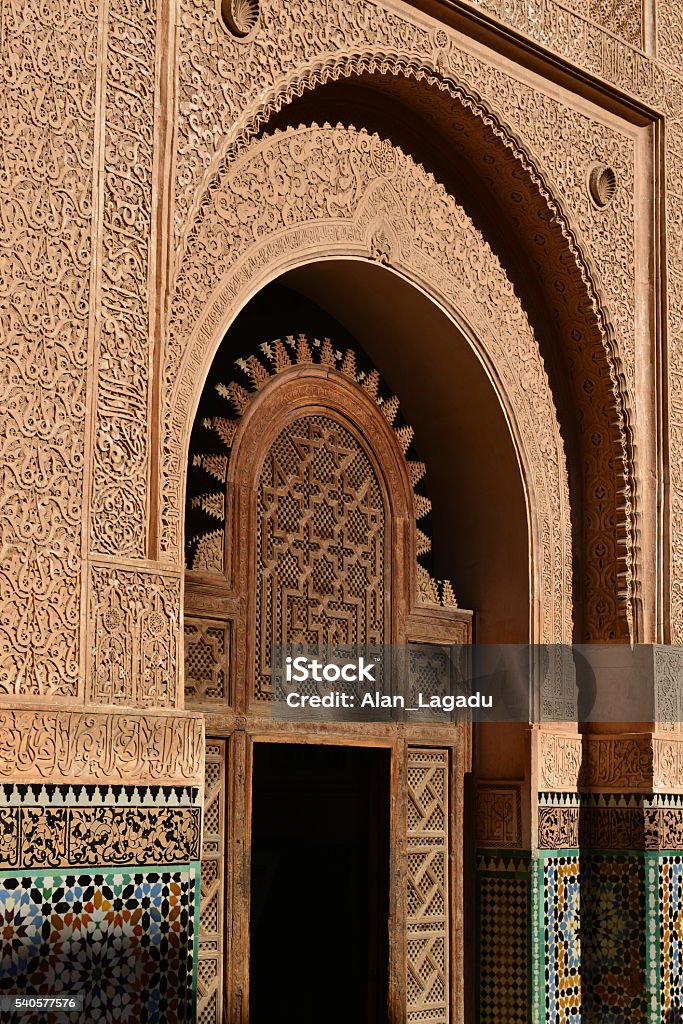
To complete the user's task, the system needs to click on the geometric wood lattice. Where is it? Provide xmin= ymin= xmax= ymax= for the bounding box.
xmin=184 ymin=618 xmax=229 ymax=704
xmin=255 ymin=413 xmax=386 ymax=700
xmin=406 ymin=747 xmax=450 ymax=1023
xmin=198 ymin=740 xmax=227 ymax=1024
xmin=186 ymin=334 xmax=460 ymax=612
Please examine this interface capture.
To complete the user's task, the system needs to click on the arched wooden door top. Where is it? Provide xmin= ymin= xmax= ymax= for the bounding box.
xmin=229 ymin=367 xmax=413 ymax=704
xmin=185 ymin=337 xmax=472 ymax=713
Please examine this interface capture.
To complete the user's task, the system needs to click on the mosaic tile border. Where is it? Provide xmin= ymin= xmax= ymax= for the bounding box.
xmin=539 ymin=792 xmax=683 ymax=809
xmin=0 ymin=864 xmax=200 ymax=1023
xmin=659 ymin=855 xmax=683 ymax=1022
xmin=0 ymin=783 xmax=201 ymax=807
xmin=476 ymin=862 xmax=531 ymax=1024
xmin=539 ymin=792 xmax=683 ymax=850
xmin=476 ymin=851 xmax=532 ymax=874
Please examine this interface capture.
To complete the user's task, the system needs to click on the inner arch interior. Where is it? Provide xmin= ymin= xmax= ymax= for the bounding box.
xmin=281 ymin=261 xmax=528 ymax=645
xmin=195 ymin=262 xmax=530 ymax=644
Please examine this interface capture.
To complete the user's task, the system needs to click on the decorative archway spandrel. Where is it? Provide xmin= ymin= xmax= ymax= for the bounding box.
xmin=165 ymin=124 xmax=573 ymax=646
xmin=173 ymin=6 xmax=638 ymax=400
xmin=169 ymin=28 xmax=642 ymax=639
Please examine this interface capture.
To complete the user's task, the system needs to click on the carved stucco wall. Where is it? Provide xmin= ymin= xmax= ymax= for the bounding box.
xmin=0 ymin=0 xmax=650 ymax=704
xmin=0 ymin=0 xmax=98 ymax=698
xmin=0 ymin=0 xmax=676 ymax=683
xmin=0 ymin=0 xmax=184 ymax=707
xmin=171 ymin=1 xmax=641 ymax=646
xmin=164 ymin=124 xmax=574 ymax=651
xmin=174 ymin=1 xmax=637 ymax=393
xmin=171 ymin=0 xmax=683 ymax=648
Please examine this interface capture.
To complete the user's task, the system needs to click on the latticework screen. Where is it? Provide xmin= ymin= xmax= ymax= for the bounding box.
xmin=407 ymin=748 xmax=450 ymax=1023
xmin=197 ymin=740 xmax=227 ymax=1024
xmin=184 ymin=618 xmax=229 ymax=704
xmin=254 ymin=414 xmax=387 ymax=699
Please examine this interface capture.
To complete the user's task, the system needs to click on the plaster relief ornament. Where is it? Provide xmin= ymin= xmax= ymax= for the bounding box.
xmin=220 ymin=0 xmax=259 ymax=37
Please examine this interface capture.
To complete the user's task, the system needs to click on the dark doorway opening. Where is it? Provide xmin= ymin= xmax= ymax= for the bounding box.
xmin=249 ymin=743 xmax=391 ymax=1023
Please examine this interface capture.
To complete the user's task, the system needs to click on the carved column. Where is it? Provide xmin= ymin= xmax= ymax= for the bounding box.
xmin=0 ymin=1 xmax=202 ymax=1018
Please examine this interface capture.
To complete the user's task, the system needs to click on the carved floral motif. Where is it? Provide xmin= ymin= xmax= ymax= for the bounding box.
xmin=0 ymin=0 xmax=98 ymax=696
xmin=88 ymin=565 xmax=181 ymax=706
xmin=89 ymin=0 xmax=157 ymax=557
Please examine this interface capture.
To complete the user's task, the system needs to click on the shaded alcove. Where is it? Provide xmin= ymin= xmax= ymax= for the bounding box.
xmin=249 ymin=743 xmax=390 ymax=1024
xmin=280 ymin=261 xmax=529 ymax=646
xmin=188 ymin=268 xmax=531 ymax=644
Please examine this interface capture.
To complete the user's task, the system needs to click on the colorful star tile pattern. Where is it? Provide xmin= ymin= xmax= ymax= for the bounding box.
xmin=0 ymin=868 xmax=197 ymax=1023
xmin=477 ymin=872 xmax=529 ymax=1023
xmin=543 ymin=854 xmax=647 ymax=1023
xmin=661 ymin=856 xmax=683 ymax=1019
xmin=543 ymin=856 xmax=581 ymax=1022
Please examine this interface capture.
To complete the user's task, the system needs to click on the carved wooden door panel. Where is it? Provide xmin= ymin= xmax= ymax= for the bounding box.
xmin=406 ymin=748 xmax=451 ymax=1023
xmin=197 ymin=741 xmax=227 ymax=1024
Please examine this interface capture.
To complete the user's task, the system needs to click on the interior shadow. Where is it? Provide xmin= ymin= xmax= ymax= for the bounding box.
xmin=249 ymin=743 xmax=390 ymax=1024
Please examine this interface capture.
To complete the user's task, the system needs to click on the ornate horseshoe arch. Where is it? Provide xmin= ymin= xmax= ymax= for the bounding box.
xmin=171 ymin=43 xmax=638 ymax=639
xmin=164 ymin=123 xmax=573 ymax=647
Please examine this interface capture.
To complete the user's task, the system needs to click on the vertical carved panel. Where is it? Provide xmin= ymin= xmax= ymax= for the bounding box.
xmin=0 ymin=0 xmax=98 ymax=695
xmin=198 ymin=740 xmax=226 ymax=1024
xmin=476 ymin=785 xmax=522 ymax=848
xmin=89 ymin=0 xmax=156 ymax=556
xmin=254 ymin=414 xmax=386 ymax=699
xmin=406 ymin=748 xmax=450 ymax=1024
xmin=88 ymin=565 xmax=180 ymax=706
xmin=184 ymin=619 xmax=230 ymax=704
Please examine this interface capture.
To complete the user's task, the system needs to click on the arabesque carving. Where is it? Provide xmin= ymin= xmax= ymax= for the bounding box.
xmin=0 ymin=806 xmax=200 ymax=868
xmin=540 ymin=732 xmax=654 ymax=791
xmin=87 ymin=565 xmax=181 ymax=707
xmin=464 ymin=0 xmax=644 ymax=49
xmin=165 ymin=125 xmax=573 ymax=652
xmin=0 ymin=710 xmax=204 ymax=784
xmin=0 ymin=0 xmax=99 ymax=697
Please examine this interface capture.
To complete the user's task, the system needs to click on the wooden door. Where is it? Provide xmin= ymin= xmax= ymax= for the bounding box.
xmin=184 ymin=338 xmax=472 ymax=1022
